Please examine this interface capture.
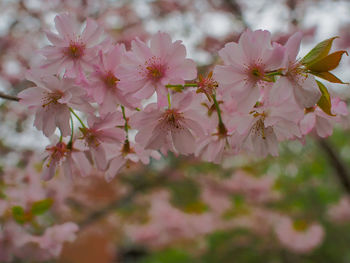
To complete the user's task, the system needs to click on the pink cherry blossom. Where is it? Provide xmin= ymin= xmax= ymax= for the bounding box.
xmin=275 ymin=217 xmax=324 ymax=254
xmin=223 ymin=171 xmax=279 ymax=203
xmin=232 ymin=96 xmax=303 ymax=157
xmin=131 ymin=91 xmax=206 ymax=155
xmin=29 ymin=222 xmax=79 ymax=258
xmin=80 ymin=112 xmax=125 ymax=170
xmin=195 ymin=133 xmax=231 ymax=163
xmin=40 ymin=13 xmax=105 ymax=78
xmin=327 ymin=196 xmax=350 ymax=224
xmin=18 ymin=72 xmax=92 ymax=137
xmin=87 ymin=44 xmax=138 ymax=113
xmin=214 ymin=29 xmax=285 ymax=111
xmin=42 ymin=140 xmax=91 ymax=181
xmin=125 ymin=191 xmax=216 ymax=247
xmin=300 ymin=97 xmax=348 ymax=137
xmin=105 ymin=141 xmax=161 ymax=181
xmin=118 ymin=32 xmax=197 ymax=106
xmin=270 ymin=32 xmax=321 ymax=108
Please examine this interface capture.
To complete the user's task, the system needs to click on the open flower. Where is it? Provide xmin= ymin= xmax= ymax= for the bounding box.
xmin=40 ymin=13 xmax=105 ymax=78
xmin=80 ymin=112 xmax=125 ymax=170
xmin=214 ymin=29 xmax=285 ymax=111
xmin=19 ymin=72 xmax=92 ymax=137
xmin=232 ymin=95 xmax=303 ymax=157
xmin=105 ymin=140 xmax=161 ymax=182
xmin=118 ymin=32 xmax=197 ymax=107
xmin=87 ymin=44 xmax=138 ymax=113
xmin=275 ymin=217 xmax=324 ymax=254
xmin=131 ymin=91 xmax=206 ymax=155
xmin=300 ymin=97 xmax=348 ymax=137
xmin=270 ymin=32 xmax=321 ymax=108
xmin=42 ymin=139 xmax=91 ymax=181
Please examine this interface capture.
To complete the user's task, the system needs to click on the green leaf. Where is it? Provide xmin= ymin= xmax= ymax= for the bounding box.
xmin=31 ymin=198 xmax=53 ymax=215
xmin=307 ymin=51 xmax=348 ymax=72
xmin=312 ymin=71 xmax=347 ymax=84
xmin=141 ymin=249 xmax=194 ymax=263
xmin=169 ymin=179 xmax=201 ymax=212
xmin=12 ymin=206 xmax=29 ymax=224
xmin=301 ymin=37 xmax=338 ymax=66
xmin=316 ymin=80 xmax=334 ymax=116
xmin=184 ymin=200 xmax=207 ymax=214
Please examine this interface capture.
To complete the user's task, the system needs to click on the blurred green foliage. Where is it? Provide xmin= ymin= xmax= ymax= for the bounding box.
xmin=130 ymin=127 xmax=350 ymax=263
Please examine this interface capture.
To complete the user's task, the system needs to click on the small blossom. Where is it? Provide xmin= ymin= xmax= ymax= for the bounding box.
xmin=40 ymin=13 xmax=105 ymax=77
xmin=29 ymin=222 xmax=79 ymax=258
xmin=270 ymin=32 xmax=321 ymax=108
xmin=327 ymin=196 xmax=350 ymax=224
xmin=119 ymin=32 xmax=197 ymax=107
xmin=232 ymin=97 xmax=303 ymax=157
xmin=214 ymin=29 xmax=285 ymax=111
xmin=19 ymin=72 xmax=92 ymax=137
xmin=80 ymin=112 xmax=125 ymax=170
xmin=42 ymin=140 xmax=91 ymax=181
xmin=275 ymin=217 xmax=324 ymax=254
xmin=87 ymin=44 xmax=138 ymax=113
xmin=196 ymin=71 xmax=218 ymax=100
xmin=131 ymin=91 xmax=206 ymax=155
xmin=300 ymin=97 xmax=348 ymax=137
xmin=105 ymin=140 xmax=161 ymax=181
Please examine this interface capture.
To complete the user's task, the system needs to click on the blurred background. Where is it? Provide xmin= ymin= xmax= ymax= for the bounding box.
xmin=1 ymin=0 xmax=350 ymax=262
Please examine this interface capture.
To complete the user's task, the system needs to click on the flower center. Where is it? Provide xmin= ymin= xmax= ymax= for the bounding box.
xmin=46 ymin=142 xmax=68 ymax=161
xmin=103 ymin=71 xmax=120 ymax=88
xmin=146 ymin=66 xmax=163 ymax=80
xmin=140 ymin=56 xmax=167 ymax=82
xmin=42 ymin=91 xmax=63 ymax=108
xmin=80 ymin=128 xmax=100 ymax=147
xmin=66 ymin=42 xmax=85 ymax=59
xmin=161 ymin=109 xmax=184 ymax=130
xmin=250 ymin=66 xmax=264 ymax=81
xmin=293 ymin=220 xmax=308 ymax=232
xmin=121 ymin=140 xmax=134 ymax=156
xmin=304 ymin=106 xmax=316 ymax=114
xmin=197 ymin=72 xmax=218 ymax=99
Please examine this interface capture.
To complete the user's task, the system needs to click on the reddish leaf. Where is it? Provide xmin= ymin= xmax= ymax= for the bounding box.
xmin=307 ymin=51 xmax=348 ymax=72
xmin=312 ymin=71 xmax=348 ymax=84
xmin=301 ymin=37 xmax=338 ymax=66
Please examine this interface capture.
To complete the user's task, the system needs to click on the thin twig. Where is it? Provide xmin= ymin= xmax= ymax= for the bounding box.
xmin=0 ymin=92 xmax=19 ymax=102
xmin=318 ymin=139 xmax=350 ymax=194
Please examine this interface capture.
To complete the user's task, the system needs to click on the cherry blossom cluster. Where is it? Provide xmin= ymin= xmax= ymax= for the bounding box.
xmin=0 ymin=161 xmax=78 ymax=262
xmin=123 ymin=171 xmax=324 ymax=254
xmin=18 ymin=13 xmax=348 ymax=181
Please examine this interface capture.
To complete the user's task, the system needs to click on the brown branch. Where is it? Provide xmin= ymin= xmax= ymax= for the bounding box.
xmin=77 ymin=168 xmax=170 ymax=229
xmin=318 ymin=139 xmax=350 ymax=194
xmin=78 ymin=189 xmax=137 ymax=229
xmin=0 ymin=92 xmax=19 ymax=102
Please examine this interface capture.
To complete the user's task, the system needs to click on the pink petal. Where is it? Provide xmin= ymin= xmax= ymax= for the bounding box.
xmin=285 ymin=32 xmax=302 ymax=62
xmin=81 ymin=18 xmax=104 ymax=47
xmin=105 ymin=156 xmax=126 ymax=182
xmin=42 ymin=159 xmax=57 ymax=181
xmin=45 ymin=31 xmax=65 ymax=47
xmin=300 ymin=113 xmax=316 ymax=135
xmin=315 ymin=116 xmax=333 ymax=138
xmin=150 ymin=32 xmax=172 ymax=58
xmin=171 ymin=128 xmax=195 ymax=155
xmin=54 ymin=14 xmax=76 ymax=41
xmin=91 ymin=145 xmax=108 ymax=171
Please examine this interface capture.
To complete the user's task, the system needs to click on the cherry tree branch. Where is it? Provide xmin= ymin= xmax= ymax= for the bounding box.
xmin=78 ymin=189 xmax=137 ymax=229
xmin=318 ymin=139 xmax=350 ymax=194
xmin=78 ymin=169 xmax=170 ymax=229
xmin=0 ymin=92 xmax=19 ymax=102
